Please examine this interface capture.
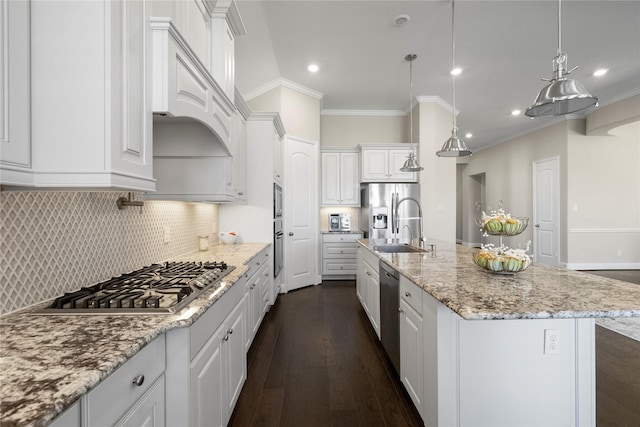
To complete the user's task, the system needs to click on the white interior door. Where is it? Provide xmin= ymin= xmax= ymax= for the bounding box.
xmin=533 ymin=157 xmax=560 ymax=266
xmin=284 ymin=136 xmax=318 ymax=292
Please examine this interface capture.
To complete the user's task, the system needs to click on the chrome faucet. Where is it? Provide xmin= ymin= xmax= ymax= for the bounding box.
xmin=395 ymin=196 xmax=426 ymax=248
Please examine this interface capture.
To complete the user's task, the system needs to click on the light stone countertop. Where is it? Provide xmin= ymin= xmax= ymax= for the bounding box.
xmin=360 ymin=239 xmax=640 ymax=320
xmin=0 ymin=243 xmax=269 ymax=427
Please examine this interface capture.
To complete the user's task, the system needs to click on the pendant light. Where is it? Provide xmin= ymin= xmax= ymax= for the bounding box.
xmin=400 ymin=54 xmax=424 ymax=172
xmin=437 ymin=0 xmax=471 ymax=158
xmin=525 ymin=0 xmax=597 ymax=117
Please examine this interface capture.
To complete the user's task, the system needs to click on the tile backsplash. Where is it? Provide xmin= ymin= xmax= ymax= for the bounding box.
xmin=0 ymin=191 xmax=218 ymax=315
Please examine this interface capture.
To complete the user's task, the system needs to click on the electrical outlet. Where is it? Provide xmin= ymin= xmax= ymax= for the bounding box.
xmin=163 ymin=227 xmax=171 ymax=243
xmin=544 ymin=329 xmax=560 ymax=354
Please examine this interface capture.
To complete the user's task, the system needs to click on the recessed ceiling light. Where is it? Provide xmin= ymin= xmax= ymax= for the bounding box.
xmin=465 ymin=133 xmax=473 ymax=138
xmin=511 ymin=109 xmax=522 ymax=116
xmin=308 ymin=64 xmax=319 ymax=73
xmin=394 ymin=14 xmax=410 ymax=26
xmin=593 ymin=68 xmax=608 ymax=77
xmin=450 ymin=68 xmax=462 ymax=76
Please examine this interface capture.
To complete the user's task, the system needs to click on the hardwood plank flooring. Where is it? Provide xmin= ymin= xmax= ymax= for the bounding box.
xmin=229 ymin=280 xmax=423 ymax=427
xmin=231 ymin=271 xmax=640 ymax=427
xmin=588 ymin=270 xmax=640 ymax=427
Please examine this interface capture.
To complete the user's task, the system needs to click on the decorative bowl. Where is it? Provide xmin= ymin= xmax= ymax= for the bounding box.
xmin=475 ymin=216 xmax=529 ymax=236
xmin=472 ymin=249 xmax=531 ymax=275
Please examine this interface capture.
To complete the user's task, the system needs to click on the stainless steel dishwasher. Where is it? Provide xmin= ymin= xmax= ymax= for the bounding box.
xmin=379 ymin=260 xmax=400 ymax=374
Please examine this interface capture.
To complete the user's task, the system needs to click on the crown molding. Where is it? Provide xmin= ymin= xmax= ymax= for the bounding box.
xmin=243 ymin=78 xmax=324 ymax=102
xmin=320 ymin=109 xmax=405 ymax=117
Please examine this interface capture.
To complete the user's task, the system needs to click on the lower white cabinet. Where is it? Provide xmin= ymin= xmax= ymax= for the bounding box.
xmin=399 ymin=277 xmax=424 ymax=416
xmin=85 ymin=336 xmax=166 ymax=427
xmin=189 ymin=297 xmax=245 ymax=427
xmin=243 ymin=248 xmax=271 ymax=352
xmin=48 ymin=401 xmax=80 ymax=427
xmin=356 ymin=244 xmax=380 ymax=338
xmin=322 ymin=233 xmax=363 ymax=278
xmin=165 ymin=276 xmax=247 ymax=427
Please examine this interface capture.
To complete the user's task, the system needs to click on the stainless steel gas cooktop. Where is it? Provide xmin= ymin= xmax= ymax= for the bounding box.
xmin=37 ymin=261 xmax=235 ymax=314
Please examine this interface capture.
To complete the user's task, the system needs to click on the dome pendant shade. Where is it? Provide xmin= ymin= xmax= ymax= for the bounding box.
xmin=525 ymin=76 xmax=598 ymax=117
xmin=525 ymin=0 xmax=597 ymax=117
xmin=436 ymin=127 xmax=472 ymax=157
xmin=400 ymin=151 xmax=423 ymax=172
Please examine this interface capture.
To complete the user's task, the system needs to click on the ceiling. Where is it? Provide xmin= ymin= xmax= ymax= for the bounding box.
xmin=233 ymin=0 xmax=640 ymax=152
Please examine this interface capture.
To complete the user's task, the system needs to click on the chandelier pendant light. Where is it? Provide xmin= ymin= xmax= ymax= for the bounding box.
xmin=525 ymin=0 xmax=597 ymax=117
xmin=400 ymin=53 xmax=424 ymax=172
xmin=437 ymin=0 xmax=471 ymax=158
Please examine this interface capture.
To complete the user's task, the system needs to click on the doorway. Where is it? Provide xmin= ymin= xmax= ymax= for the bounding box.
xmin=467 ymin=172 xmax=486 ymax=247
xmin=533 ymin=157 xmax=560 ymax=266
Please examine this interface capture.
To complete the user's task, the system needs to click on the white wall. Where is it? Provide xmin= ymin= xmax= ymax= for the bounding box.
xmin=566 ymin=120 xmax=640 ymax=268
xmin=459 ymin=121 xmax=569 ymax=256
xmin=320 ymin=114 xmax=407 ymax=147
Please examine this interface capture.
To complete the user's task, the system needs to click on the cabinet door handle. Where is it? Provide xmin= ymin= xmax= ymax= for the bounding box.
xmin=398 ymin=307 xmax=403 ymax=313
xmin=223 ymin=332 xmax=230 ymax=342
xmin=132 ymin=374 xmax=145 ymax=387
xmin=229 ymin=328 xmax=234 ymax=335
xmin=289 ymin=232 xmax=294 ymax=236
xmin=405 ymin=291 xmax=411 ymax=298
xmin=385 ymin=271 xmax=392 ymax=278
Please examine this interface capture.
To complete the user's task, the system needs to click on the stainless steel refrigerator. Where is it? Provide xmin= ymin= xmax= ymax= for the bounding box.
xmin=360 ymin=183 xmax=422 ymax=245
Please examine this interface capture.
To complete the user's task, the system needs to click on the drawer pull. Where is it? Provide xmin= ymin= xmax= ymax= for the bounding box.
xmin=132 ymin=374 xmax=145 ymax=387
xmin=405 ymin=291 xmax=411 ymax=298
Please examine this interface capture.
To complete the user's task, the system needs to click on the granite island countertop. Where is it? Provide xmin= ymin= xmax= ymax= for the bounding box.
xmin=360 ymin=239 xmax=640 ymax=320
xmin=0 ymin=243 xmax=269 ymax=427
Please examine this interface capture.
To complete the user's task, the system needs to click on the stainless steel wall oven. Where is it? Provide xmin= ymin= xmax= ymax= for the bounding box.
xmin=274 ymin=218 xmax=283 ymax=278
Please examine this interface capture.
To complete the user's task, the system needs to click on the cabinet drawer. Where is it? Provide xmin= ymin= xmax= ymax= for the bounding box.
xmin=400 ymin=275 xmax=422 ymax=315
xmin=86 ymin=335 xmax=165 ymax=427
xmin=322 ymin=233 xmax=363 ymax=243
xmin=323 ymin=259 xmax=358 ymax=274
xmin=323 ymin=244 xmax=358 ymax=258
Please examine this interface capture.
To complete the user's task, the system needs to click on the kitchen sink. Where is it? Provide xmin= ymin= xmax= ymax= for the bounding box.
xmin=373 ymin=244 xmax=428 ymax=253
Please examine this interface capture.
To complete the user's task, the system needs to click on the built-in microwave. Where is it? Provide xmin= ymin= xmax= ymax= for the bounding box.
xmin=273 ymin=183 xmax=282 ymax=218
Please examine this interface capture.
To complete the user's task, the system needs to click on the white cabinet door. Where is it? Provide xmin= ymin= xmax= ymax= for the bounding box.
xmin=116 ymin=377 xmax=166 ymax=427
xmin=274 ymin=130 xmax=284 ymax=184
xmin=225 ymin=297 xmax=247 ymax=423
xmin=361 ymin=147 xmax=417 ymax=183
xmin=190 ymin=323 xmax=226 ymax=427
xmin=321 ymin=152 xmax=341 ymax=205
xmin=361 ymin=149 xmax=389 ymax=181
xmin=25 ymin=0 xmax=154 ymax=190
xmin=340 ymin=152 xmax=360 ymax=205
xmin=321 ymin=151 xmax=360 ymax=206
xmin=400 ymin=299 xmax=424 ymax=415
xmin=0 ymin=0 xmax=31 ymax=185
xmin=368 ymin=267 xmax=381 ymax=338
xmin=388 ymin=149 xmax=417 ymax=181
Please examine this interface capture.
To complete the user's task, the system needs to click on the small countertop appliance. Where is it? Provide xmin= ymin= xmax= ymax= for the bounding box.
xmin=328 ymin=213 xmax=351 ymax=232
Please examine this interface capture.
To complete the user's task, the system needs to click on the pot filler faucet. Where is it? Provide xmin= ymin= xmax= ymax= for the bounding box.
xmin=394 ymin=196 xmax=426 ymax=248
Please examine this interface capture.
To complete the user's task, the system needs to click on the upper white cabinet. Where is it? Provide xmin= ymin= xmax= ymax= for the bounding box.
xmin=359 ymin=144 xmax=418 ymax=183
xmin=321 ymin=149 xmax=360 ymax=206
xmin=0 ymin=0 xmax=31 ymax=182
xmin=1 ymin=0 xmax=155 ymax=190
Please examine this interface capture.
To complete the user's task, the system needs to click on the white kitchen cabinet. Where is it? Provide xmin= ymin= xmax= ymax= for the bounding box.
xmin=321 ymin=150 xmax=360 ymax=206
xmin=322 ymin=232 xmax=363 ymax=278
xmin=273 ymin=128 xmax=284 ymax=184
xmin=0 ymin=0 xmax=31 ymax=184
xmin=165 ymin=275 xmax=247 ymax=427
xmin=48 ymin=401 xmax=80 ymax=427
xmin=84 ymin=335 xmax=166 ymax=427
xmin=400 ymin=277 xmax=424 ymax=417
xmin=356 ymin=244 xmax=381 ymax=338
xmin=189 ymin=296 xmax=245 ymax=427
xmin=243 ymin=248 xmax=271 ymax=351
xmin=360 ymin=144 xmax=418 ymax=183
xmin=5 ymin=0 xmax=155 ymax=190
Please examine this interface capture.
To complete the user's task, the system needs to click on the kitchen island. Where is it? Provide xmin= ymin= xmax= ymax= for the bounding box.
xmin=358 ymin=239 xmax=640 ymax=427
xmin=0 ymin=243 xmax=269 ymax=427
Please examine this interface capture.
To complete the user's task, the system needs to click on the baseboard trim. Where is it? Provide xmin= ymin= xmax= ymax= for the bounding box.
xmin=566 ymin=262 xmax=640 ymax=270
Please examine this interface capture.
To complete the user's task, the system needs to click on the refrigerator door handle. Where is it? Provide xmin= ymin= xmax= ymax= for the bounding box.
xmin=390 ymin=192 xmax=395 ymax=239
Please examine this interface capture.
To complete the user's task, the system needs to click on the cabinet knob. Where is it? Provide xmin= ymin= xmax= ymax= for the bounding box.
xmin=132 ymin=374 xmax=145 ymax=387
xmin=398 ymin=307 xmax=403 ymax=313
xmin=223 ymin=332 xmax=230 ymax=342
xmin=289 ymin=232 xmax=294 ymax=236
xmin=405 ymin=291 xmax=411 ymax=298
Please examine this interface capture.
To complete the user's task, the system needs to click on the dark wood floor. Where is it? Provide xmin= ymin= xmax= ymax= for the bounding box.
xmin=231 ymin=272 xmax=640 ymax=427
xmin=588 ymin=270 xmax=640 ymax=427
xmin=229 ymin=280 xmax=423 ymax=427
